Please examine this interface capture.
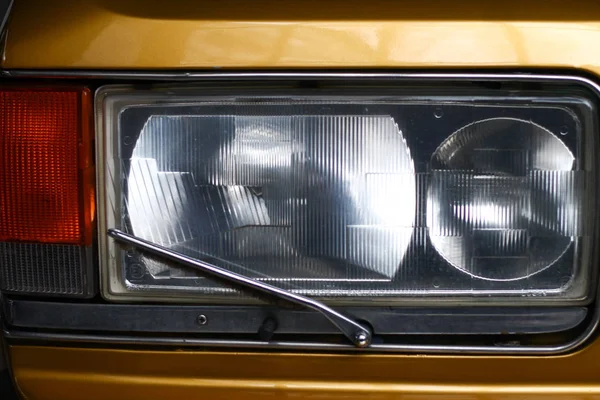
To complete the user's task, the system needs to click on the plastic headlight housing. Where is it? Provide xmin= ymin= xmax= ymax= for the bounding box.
xmin=97 ymin=80 xmax=598 ymax=305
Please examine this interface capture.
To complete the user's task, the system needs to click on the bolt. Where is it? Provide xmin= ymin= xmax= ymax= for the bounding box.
xmin=354 ymin=331 xmax=370 ymax=348
xmin=197 ymin=314 xmax=208 ymax=325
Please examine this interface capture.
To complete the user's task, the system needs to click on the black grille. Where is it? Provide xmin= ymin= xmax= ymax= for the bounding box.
xmin=0 ymin=243 xmax=91 ymax=296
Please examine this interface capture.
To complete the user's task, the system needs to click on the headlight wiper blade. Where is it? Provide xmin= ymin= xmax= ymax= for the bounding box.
xmin=108 ymin=229 xmax=372 ymax=348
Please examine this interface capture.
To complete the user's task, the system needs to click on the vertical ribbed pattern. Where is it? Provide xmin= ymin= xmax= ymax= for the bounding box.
xmin=470 ymin=229 xmax=530 ymax=281
xmin=428 ymin=169 xmax=581 ymax=281
xmin=529 ymin=170 xmax=583 ymax=236
xmin=297 ymin=115 xmax=415 ymax=281
xmin=123 ymin=114 xmax=416 ymax=292
xmin=428 ymin=172 xmax=531 ymax=237
xmin=118 ymin=112 xmax=585 ymax=296
xmin=346 ymin=226 xmax=413 ymax=278
xmin=229 ymin=116 xmax=292 ymax=185
xmin=427 ymin=118 xmax=581 ymax=282
xmin=0 ymin=243 xmax=86 ymax=295
xmin=393 ymin=227 xmax=429 ymax=291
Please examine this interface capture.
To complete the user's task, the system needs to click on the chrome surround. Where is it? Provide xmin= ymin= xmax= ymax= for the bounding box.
xmin=0 ymin=70 xmax=597 ymax=84
xmin=4 ymin=328 xmax=596 ymax=355
xmin=1 ymin=70 xmax=598 ymax=355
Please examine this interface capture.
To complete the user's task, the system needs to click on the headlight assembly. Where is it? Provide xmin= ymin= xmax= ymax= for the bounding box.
xmin=97 ymin=79 xmax=598 ymax=306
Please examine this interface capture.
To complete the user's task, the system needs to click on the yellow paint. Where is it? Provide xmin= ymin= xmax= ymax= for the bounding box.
xmin=10 ymin=344 xmax=600 ymax=399
xmin=2 ymin=0 xmax=600 ymax=72
xmin=6 ymin=0 xmax=600 ymax=398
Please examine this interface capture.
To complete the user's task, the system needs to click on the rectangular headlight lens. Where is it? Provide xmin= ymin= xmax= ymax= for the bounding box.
xmin=97 ymin=81 xmax=597 ymax=304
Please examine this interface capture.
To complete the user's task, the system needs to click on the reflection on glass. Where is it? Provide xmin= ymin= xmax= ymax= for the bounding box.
xmin=428 ymin=118 xmax=580 ymax=281
xmin=126 ymin=115 xmax=416 ymax=288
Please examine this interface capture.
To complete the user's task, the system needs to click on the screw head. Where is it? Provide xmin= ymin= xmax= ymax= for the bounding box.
xmin=354 ymin=331 xmax=370 ymax=348
xmin=197 ymin=314 xmax=208 ymax=325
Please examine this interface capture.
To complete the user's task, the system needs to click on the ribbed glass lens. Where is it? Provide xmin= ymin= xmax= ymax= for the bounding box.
xmin=428 ymin=118 xmax=581 ymax=281
xmin=98 ymin=83 xmax=597 ymax=303
xmin=126 ymin=115 xmax=416 ymax=285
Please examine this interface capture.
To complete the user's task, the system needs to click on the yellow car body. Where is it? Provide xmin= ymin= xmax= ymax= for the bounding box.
xmin=4 ymin=0 xmax=600 ymax=399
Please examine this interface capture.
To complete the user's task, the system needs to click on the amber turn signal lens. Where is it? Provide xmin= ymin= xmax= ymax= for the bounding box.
xmin=0 ymin=87 xmax=94 ymax=245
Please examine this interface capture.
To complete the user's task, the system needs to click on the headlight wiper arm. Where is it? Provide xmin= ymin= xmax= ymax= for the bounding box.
xmin=108 ymin=229 xmax=372 ymax=348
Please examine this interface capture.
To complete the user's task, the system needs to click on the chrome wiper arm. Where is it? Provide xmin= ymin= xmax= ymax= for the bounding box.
xmin=108 ymin=229 xmax=372 ymax=348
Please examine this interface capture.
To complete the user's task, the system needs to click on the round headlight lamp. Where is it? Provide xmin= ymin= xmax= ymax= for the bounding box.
xmin=428 ymin=117 xmax=578 ymax=281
